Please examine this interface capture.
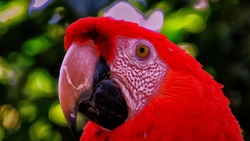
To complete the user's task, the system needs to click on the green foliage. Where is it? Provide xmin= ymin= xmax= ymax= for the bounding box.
xmin=0 ymin=0 xmax=249 ymax=141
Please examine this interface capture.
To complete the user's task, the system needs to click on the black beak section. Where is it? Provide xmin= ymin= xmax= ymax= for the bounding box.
xmin=79 ymin=57 xmax=128 ymax=130
xmin=58 ymin=41 xmax=128 ymax=140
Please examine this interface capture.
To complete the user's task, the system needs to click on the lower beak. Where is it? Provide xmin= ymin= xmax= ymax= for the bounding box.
xmin=58 ymin=40 xmax=98 ymax=138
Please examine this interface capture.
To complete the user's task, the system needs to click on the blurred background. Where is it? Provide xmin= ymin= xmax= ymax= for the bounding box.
xmin=0 ymin=0 xmax=249 ymax=140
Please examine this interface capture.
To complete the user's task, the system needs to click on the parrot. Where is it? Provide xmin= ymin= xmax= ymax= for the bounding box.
xmin=58 ymin=17 xmax=243 ymax=141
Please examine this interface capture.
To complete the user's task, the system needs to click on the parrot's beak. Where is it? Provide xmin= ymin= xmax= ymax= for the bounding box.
xmin=58 ymin=40 xmax=128 ymax=139
xmin=58 ymin=40 xmax=99 ymax=139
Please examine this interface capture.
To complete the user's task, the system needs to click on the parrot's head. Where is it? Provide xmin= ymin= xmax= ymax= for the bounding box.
xmin=58 ymin=17 xmax=216 ymax=138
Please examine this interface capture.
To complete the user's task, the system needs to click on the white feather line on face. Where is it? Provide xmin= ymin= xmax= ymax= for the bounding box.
xmin=102 ymin=1 xmax=164 ymax=32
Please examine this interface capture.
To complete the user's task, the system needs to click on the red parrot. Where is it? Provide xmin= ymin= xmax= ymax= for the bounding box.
xmin=58 ymin=17 xmax=243 ymax=141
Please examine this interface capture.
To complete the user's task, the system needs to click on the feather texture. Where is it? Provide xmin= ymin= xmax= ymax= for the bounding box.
xmin=64 ymin=17 xmax=243 ymax=141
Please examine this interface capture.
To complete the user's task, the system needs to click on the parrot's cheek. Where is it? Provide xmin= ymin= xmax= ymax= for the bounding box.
xmin=58 ymin=41 xmax=128 ymax=139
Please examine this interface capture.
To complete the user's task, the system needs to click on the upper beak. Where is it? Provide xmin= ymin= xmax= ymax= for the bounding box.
xmin=59 ymin=39 xmax=128 ymax=139
xmin=58 ymin=40 xmax=98 ymax=139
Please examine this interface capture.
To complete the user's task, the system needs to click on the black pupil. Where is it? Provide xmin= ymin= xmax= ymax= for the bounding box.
xmin=139 ymin=47 xmax=145 ymax=53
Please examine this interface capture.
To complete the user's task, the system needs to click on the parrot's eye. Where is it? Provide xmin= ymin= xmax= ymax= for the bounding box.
xmin=136 ymin=44 xmax=149 ymax=58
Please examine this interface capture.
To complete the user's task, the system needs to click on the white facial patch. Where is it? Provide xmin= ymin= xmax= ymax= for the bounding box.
xmin=110 ymin=37 xmax=168 ymax=118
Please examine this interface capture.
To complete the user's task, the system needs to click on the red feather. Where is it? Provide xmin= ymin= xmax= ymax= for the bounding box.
xmin=65 ymin=17 xmax=243 ymax=141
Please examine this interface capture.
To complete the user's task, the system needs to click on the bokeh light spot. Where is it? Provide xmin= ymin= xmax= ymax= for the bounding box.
xmin=0 ymin=1 xmax=27 ymax=24
xmin=0 ymin=57 xmax=17 ymax=85
xmin=46 ymin=24 xmax=65 ymax=40
xmin=161 ymin=7 xmax=207 ymax=42
xmin=49 ymin=7 xmax=65 ymax=24
xmin=29 ymin=119 xmax=62 ymax=141
xmin=48 ymin=102 xmax=67 ymax=126
xmin=0 ymin=104 xmax=20 ymax=130
xmin=193 ymin=0 xmax=209 ymax=11
xmin=161 ymin=16 xmax=184 ymax=41
xmin=8 ymin=52 xmax=34 ymax=68
xmin=154 ymin=1 xmax=173 ymax=13
xmin=29 ymin=0 xmax=52 ymax=13
xmin=23 ymin=69 xmax=57 ymax=100
xmin=183 ymin=14 xmax=205 ymax=33
xmin=18 ymin=101 xmax=37 ymax=123
xmin=32 ymin=0 xmax=50 ymax=8
xmin=22 ymin=36 xmax=51 ymax=56
xmin=163 ymin=17 xmax=183 ymax=33
xmin=178 ymin=43 xmax=198 ymax=57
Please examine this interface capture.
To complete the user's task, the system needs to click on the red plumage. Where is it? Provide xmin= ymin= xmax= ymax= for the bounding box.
xmin=64 ymin=17 xmax=243 ymax=141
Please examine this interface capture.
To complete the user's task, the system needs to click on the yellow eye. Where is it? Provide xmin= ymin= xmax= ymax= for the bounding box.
xmin=136 ymin=44 xmax=149 ymax=58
